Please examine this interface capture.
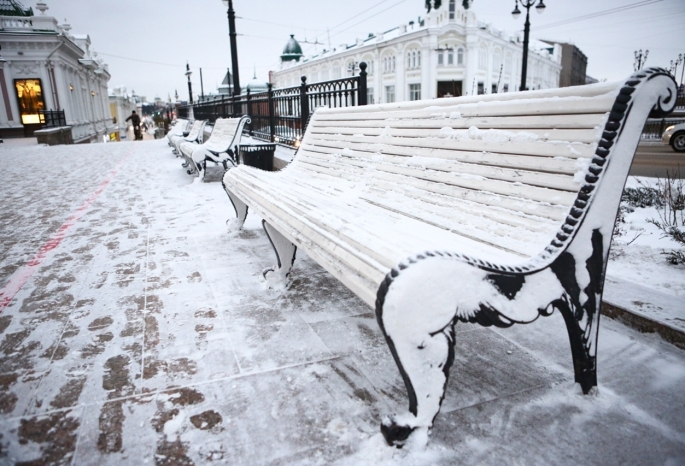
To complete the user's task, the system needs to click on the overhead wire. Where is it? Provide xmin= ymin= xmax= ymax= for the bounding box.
xmin=534 ymin=0 xmax=664 ymax=31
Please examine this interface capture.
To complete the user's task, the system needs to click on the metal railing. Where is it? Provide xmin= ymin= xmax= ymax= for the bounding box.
xmin=641 ymin=118 xmax=685 ymax=140
xmin=39 ymin=110 xmax=67 ymax=128
xmin=178 ymin=62 xmax=368 ymax=147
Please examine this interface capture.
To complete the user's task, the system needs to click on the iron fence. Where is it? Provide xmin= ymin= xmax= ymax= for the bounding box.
xmin=39 ymin=110 xmax=66 ymax=128
xmin=641 ymin=118 xmax=685 ymax=140
xmin=177 ymin=62 xmax=368 ymax=147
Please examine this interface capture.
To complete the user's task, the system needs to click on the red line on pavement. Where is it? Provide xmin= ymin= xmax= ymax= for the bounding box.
xmin=0 ymin=148 xmax=135 ymax=313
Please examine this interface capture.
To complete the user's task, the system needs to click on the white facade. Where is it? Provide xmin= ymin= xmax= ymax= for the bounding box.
xmin=272 ymin=1 xmax=561 ymax=103
xmin=108 ymin=87 xmax=137 ymax=141
xmin=0 ymin=10 xmax=114 ymax=141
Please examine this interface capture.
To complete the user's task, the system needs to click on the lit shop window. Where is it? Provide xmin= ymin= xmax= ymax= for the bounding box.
xmin=14 ymin=79 xmax=45 ymax=125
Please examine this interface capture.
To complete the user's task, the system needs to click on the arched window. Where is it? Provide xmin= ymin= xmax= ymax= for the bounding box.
xmin=478 ymin=46 xmax=488 ymax=70
xmin=457 ymin=47 xmax=464 ymax=65
xmin=492 ymin=51 xmax=501 ymax=72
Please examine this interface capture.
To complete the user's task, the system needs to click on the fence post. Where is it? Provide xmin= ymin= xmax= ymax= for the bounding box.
xmin=300 ymin=76 xmax=309 ymax=133
xmin=358 ymin=62 xmax=368 ymax=106
xmin=268 ymin=83 xmax=276 ymax=143
xmin=246 ymin=88 xmax=253 ymax=135
xmin=659 ymin=118 xmax=665 ymax=140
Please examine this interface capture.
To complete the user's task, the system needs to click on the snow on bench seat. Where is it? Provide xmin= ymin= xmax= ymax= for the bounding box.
xmin=170 ymin=119 xmax=206 ymax=157
xmin=222 ymin=68 xmax=677 ymax=447
xmin=178 ymin=116 xmax=250 ymax=180
xmin=166 ymin=119 xmax=190 ymax=146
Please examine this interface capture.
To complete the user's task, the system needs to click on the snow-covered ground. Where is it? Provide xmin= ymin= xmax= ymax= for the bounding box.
xmin=0 ymin=139 xmax=683 ymax=465
xmin=607 ymin=176 xmax=685 ymax=297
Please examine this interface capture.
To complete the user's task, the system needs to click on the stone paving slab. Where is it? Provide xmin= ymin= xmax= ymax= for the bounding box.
xmin=0 ymin=140 xmax=683 ymax=465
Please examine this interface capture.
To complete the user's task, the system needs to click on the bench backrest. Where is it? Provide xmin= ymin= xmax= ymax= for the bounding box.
xmin=290 ymin=69 xmax=676 ymax=262
xmin=171 ymin=119 xmax=189 ymax=135
xmin=202 ymin=117 xmax=247 ymax=153
xmin=185 ymin=120 xmax=206 ymax=142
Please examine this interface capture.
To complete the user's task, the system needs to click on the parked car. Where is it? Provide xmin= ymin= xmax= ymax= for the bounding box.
xmin=662 ymin=122 xmax=685 ymax=152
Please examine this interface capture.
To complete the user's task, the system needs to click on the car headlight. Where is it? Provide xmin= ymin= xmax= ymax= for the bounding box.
xmin=665 ymin=125 xmax=675 ymax=133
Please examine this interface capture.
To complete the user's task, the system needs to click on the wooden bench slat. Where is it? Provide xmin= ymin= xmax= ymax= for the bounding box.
xmin=309 ymin=125 xmax=601 ymax=144
xmin=309 ymin=113 xmax=607 ymax=130
xmin=305 ymin=132 xmax=596 ymax=159
xmin=319 ymin=81 xmax=619 ymax=116
xmin=300 ymin=144 xmax=579 ymax=192
xmin=314 ymin=93 xmax=615 ymax=120
xmin=302 ymin=139 xmax=579 ymax=175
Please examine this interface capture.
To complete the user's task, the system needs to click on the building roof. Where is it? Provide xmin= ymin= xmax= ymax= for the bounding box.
xmin=281 ymin=35 xmax=303 ymax=62
xmin=0 ymin=0 xmax=33 ymax=17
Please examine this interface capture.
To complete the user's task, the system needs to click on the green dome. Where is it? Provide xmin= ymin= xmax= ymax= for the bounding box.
xmin=0 ymin=0 xmax=33 ymax=16
xmin=281 ymin=35 xmax=303 ymax=62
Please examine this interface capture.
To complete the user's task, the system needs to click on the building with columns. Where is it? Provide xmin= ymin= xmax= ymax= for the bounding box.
xmin=0 ymin=0 xmax=115 ymax=141
xmin=271 ymin=0 xmax=562 ymax=104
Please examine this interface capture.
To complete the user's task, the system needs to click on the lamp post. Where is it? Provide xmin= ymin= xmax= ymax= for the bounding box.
xmin=511 ymin=0 xmax=546 ymax=91
xmin=185 ymin=63 xmax=193 ymax=104
xmin=633 ymin=49 xmax=649 ymax=71
xmin=222 ymin=0 xmax=241 ymax=96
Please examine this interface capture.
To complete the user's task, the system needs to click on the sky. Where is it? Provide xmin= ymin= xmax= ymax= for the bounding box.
xmin=42 ymin=0 xmax=685 ymax=101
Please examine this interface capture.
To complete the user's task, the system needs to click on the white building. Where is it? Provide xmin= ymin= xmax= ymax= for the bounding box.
xmin=108 ymin=86 xmax=136 ymax=141
xmin=271 ymin=0 xmax=562 ymax=104
xmin=0 ymin=1 xmax=115 ymax=142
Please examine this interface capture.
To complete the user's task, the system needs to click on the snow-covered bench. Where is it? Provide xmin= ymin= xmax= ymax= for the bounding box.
xmin=170 ymin=119 xmax=206 ymax=156
xmin=222 ymin=68 xmax=677 ymax=446
xmin=179 ymin=116 xmax=250 ymax=181
xmin=166 ymin=118 xmax=190 ymax=146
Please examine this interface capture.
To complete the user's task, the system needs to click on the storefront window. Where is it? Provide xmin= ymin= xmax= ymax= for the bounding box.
xmin=14 ymin=79 xmax=45 ymax=125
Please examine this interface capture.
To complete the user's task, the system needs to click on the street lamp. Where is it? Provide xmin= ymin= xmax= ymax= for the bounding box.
xmin=511 ymin=0 xmax=546 ymax=91
xmin=222 ymin=0 xmax=241 ymax=96
xmin=634 ymin=49 xmax=649 ymax=71
xmin=185 ymin=63 xmax=193 ymax=104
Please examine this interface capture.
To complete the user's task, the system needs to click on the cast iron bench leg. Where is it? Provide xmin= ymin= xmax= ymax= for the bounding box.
xmin=262 ymin=220 xmax=297 ymax=287
xmin=225 ymin=188 xmax=248 ymax=231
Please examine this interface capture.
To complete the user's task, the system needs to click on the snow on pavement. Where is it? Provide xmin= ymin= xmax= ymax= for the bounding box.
xmin=0 ymin=140 xmax=683 ymax=465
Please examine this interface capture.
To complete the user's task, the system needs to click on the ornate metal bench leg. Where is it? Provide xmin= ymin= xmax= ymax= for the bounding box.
xmin=375 ymin=261 xmax=458 ymax=447
xmin=262 ymin=220 xmax=297 ymax=288
xmin=549 ymin=229 xmax=605 ymax=394
xmin=224 ymin=188 xmax=248 ymax=231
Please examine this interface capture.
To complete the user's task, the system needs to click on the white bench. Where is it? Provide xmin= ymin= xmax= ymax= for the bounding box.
xmin=178 ymin=116 xmax=250 ymax=180
xmin=166 ymin=119 xmax=190 ymax=146
xmin=170 ymin=119 xmax=207 ymax=157
xmin=222 ymin=68 xmax=677 ymax=446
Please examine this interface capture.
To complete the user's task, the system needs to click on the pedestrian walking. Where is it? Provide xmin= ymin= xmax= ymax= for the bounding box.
xmin=126 ymin=110 xmax=142 ymax=141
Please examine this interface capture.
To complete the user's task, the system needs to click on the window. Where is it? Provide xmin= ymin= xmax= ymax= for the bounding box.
xmin=477 ymin=82 xmax=484 ymax=95
xmin=385 ymin=85 xmax=395 ymax=103
xmin=503 ymin=84 xmax=509 ymax=92
xmin=493 ymin=52 xmax=501 ymax=72
xmin=14 ymin=79 xmax=45 ymax=125
xmin=407 ymin=50 xmax=421 ymax=69
xmin=333 ymin=67 xmax=341 ymax=79
xmin=479 ymin=46 xmax=488 ymax=70
xmin=491 ymin=83 xmax=498 ymax=94
xmin=409 ymin=83 xmax=421 ymax=101
xmin=457 ymin=47 xmax=464 ymax=65
xmin=367 ymin=87 xmax=374 ymax=105
xmin=448 ymin=50 xmax=454 ymax=65
xmin=438 ymin=52 xmax=444 ymax=66
xmin=383 ymin=56 xmax=396 ymax=73
xmin=449 ymin=0 xmax=456 ymax=20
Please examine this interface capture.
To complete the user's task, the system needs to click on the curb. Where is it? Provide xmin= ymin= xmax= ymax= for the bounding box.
xmin=601 ymin=301 xmax=685 ymax=350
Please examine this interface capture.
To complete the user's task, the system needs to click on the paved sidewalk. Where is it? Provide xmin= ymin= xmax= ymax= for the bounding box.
xmin=0 ymin=140 xmax=684 ymax=465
